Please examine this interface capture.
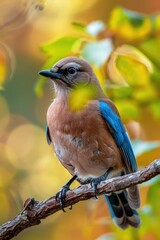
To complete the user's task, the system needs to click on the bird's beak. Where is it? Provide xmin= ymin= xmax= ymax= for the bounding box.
xmin=39 ymin=69 xmax=62 ymax=80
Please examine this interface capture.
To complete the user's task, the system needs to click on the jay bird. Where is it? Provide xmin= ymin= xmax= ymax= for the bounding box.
xmin=39 ymin=56 xmax=141 ymax=229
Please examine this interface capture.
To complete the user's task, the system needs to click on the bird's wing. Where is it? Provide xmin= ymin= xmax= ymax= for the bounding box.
xmin=46 ymin=125 xmax=52 ymax=145
xmin=99 ymin=101 xmax=137 ymax=173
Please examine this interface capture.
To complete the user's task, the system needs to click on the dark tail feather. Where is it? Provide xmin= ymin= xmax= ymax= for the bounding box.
xmin=104 ymin=191 xmax=141 ymax=229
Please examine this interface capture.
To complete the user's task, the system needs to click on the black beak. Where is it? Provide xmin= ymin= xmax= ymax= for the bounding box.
xmin=39 ymin=69 xmax=62 ymax=79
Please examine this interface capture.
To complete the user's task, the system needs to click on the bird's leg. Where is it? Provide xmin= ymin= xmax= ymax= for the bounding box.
xmin=91 ymin=168 xmax=113 ymax=197
xmin=56 ymin=175 xmax=77 ymax=212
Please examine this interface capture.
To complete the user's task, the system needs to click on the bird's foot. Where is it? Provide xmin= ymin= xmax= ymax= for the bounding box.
xmin=55 ymin=185 xmax=70 ymax=212
xmin=91 ymin=176 xmax=105 ymax=198
xmin=91 ymin=168 xmax=113 ymax=197
xmin=55 ymin=175 xmax=77 ymax=212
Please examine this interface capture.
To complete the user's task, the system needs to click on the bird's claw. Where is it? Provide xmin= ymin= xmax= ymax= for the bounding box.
xmin=91 ymin=178 xmax=102 ymax=198
xmin=55 ymin=185 xmax=72 ymax=212
xmin=91 ymin=173 xmax=108 ymax=197
xmin=91 ymin=168 xmax=113 ymax=198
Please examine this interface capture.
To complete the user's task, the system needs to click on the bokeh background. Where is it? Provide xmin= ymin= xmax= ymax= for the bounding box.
xmin=0 ymin=0 xmax=160 ymax=239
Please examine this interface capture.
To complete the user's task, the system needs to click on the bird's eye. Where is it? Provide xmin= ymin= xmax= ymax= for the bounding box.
xmin=67 ymin=67 xmax=77 ymax=75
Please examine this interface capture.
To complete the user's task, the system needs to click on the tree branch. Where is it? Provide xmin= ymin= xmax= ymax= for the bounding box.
xmin=0 ymin=160 xmax=160 ymax=240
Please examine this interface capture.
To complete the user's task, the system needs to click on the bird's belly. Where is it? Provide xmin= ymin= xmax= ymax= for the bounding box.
xmin=52 ymin=129 xmax=122 ymax=180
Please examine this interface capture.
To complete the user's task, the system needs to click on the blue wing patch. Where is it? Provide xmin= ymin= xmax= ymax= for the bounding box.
xmin=99 ymin=101 xmax=137 ymax=173
xmin=46 ymin=125 xmax=52 ymax=145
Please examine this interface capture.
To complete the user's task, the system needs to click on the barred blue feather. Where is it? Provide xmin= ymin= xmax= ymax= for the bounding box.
xmin=99 ymin=101 xmax=140 ymax=228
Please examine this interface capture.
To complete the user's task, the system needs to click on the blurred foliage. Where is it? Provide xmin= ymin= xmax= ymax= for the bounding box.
xmin=0 ymin=0 xmax=46 ymax=34
xmin=36 ymin=7 xmax=160 ymax=123
xmin=0 ymin=2 xmax=160 ymax=240
xmin=0 ymin=0 xmax=47 ymax=90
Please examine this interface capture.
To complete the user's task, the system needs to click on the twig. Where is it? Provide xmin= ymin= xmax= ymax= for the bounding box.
xmin=0 ymin=159 xmax=160 ymax=240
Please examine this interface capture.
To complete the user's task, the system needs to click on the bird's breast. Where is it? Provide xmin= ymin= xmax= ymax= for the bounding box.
xmin=47 ymin=100 xmax=123 ymax=179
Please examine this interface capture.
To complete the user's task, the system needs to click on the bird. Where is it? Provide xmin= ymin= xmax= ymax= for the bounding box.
xmin=39 ymin=56 xmax=141 ymax=229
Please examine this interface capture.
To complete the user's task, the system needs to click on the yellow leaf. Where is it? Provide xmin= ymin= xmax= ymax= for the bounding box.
xmin=114 ymin=100 xmax=140 ymax=121
xmin=0 ymin=42 xmax=15 ymax=88
xmin=108 ymin=45 xmax=153 ymax=86
xmin=0 ymin=48 xmax=7 ymax=86
xmin=109 ymin=7 xmax=151 ymax=40
xmin=68 ymin=83 xmax=98 ymax=111
xmin=91 ymin=64 xmax=105 ymax=86
xmin=133 ymin=85 xmax=157 ymax=103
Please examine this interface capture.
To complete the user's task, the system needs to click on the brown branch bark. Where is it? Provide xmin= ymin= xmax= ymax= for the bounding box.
xmin=0 ymin=159 xmax=160 ymax=240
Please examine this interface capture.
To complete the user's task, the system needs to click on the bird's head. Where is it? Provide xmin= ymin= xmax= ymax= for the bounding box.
xmin=39 ymin=57 xmax=105 ymax=109
xmin=39 ymin=57 xmax=103 ymax=90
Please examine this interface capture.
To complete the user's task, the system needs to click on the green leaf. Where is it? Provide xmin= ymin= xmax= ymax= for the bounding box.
xmin=124 ymin=9 xmax=145 ymax=27
xmin=81 ymin=39 xmax=113 ymax=67
xmin=139 ymin=37 xmax=160 ymax=67
xmin=86 ymin=20 xmax=106 ymax=36
xmin=109 ymin=86 xmax=132 ymax=100
xmin=133 ymin=85 xmax=157 ymax=104
xmin=109 ymin=7 xmax=151 ymax=40
xmin=114 ymin=100 xmax=140 ymax=121
xmin=34 ymin=77 xmax=46 ymax=97
xmin=108 ymin=45 xmax=153 ymax=86
xmin=72 ymin=22 xmax=86 ymax=32
xmin=149 ymin=101 xmax=160 ymax=118
xmin=147 ymin=177 xmax=160 ymax=215
xmin=117 ymin=56 xmax=150 ymax=87
xmin=40 ymin=36 xmax=81 ymax=56
xmin=34 ymin=56 xmax=61 ymax=96
xmin=132 ymin=140 xmax=160 ymax=157
xmin=150 ymin=69 xmax=160 ymax=89
xmin=36 ymin=36 xmax=84 ymax=96
xmin=151 ymin=14 xmax=160 ymax=32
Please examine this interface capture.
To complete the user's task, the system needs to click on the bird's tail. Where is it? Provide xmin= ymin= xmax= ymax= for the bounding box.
xmin=104 ymin=190 xmax=141 ymax=229
xmin=128 ymin=185 xmax=140 ymax=209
